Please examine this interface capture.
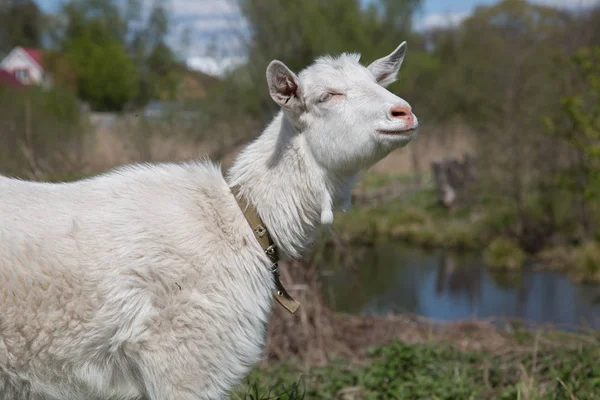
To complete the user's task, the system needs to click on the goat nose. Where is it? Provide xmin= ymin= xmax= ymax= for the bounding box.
xmin=389 ymin=104 xmax=413 ymax=121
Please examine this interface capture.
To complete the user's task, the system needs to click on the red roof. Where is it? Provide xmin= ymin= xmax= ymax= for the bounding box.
xmin=0 ymin=70 xmax=24 ymax=87
xmin=22 ymin=47 xmax=43 ymax=67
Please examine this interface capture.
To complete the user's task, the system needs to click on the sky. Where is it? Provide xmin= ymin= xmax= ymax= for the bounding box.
xmin=35 ymin=0 xmax=600 ymax=76
xmin=36 ymin=0 xmax=503 ymax=33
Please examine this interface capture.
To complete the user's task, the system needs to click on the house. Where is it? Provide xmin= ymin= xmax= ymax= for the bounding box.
xmin=0 ymin=46 xmax=48 ymax=87
xmin=0 ymin=70 xmax=25 ymax=87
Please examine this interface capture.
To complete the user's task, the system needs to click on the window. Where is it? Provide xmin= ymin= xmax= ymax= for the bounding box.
xmin=14 ymin=68 xmax=30 ymax=83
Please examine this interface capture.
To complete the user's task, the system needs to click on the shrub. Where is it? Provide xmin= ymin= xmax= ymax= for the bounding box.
xmin=484 ymin=238 xmax=526 ymax=270
xmin=573 ymin=241 xmax=600 ymax=282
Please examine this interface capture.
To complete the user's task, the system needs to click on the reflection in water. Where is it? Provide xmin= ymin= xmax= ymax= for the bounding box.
xmin=321 ymin=242 xmax=600 ymax=331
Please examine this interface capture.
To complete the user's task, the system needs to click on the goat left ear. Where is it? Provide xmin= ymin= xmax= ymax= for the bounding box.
xmin=367 ymin=41 xmax=407 ymax=87
xmin=266 ymin=60 xmax=303 ymax=110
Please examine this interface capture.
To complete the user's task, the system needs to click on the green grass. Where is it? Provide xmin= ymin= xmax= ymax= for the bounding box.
xmin=358 ymin=172 xmax=429 ymax=190
xmin=335 ymin=187 xmax=484 ymax=251
xmin=233 ymin=338 xmax=600 ymax=399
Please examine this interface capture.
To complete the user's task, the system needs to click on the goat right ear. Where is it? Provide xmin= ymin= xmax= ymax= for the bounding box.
xmin=367 ymin=41 xmax=407 ymax=87
xmin=266 ymin=60 xmax=303 ymax=110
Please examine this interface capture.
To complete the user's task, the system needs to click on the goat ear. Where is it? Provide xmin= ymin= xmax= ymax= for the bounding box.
xmin=266 ymin=60 xmax=303 ymax=110
xmin=367 ymin=41 xmax=407 ymax=87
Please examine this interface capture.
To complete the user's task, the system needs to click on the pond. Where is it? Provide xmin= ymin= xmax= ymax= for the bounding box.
xmin=320 ymin=241 xmax=600 ymax=331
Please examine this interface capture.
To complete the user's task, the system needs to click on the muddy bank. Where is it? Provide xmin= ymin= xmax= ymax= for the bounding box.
xmin=264 ymin=258 xmax=596 ymax=367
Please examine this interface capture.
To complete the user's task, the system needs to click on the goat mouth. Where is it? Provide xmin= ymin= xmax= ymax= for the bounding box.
xmin=376 ymin=127 xmax=417 ymax=136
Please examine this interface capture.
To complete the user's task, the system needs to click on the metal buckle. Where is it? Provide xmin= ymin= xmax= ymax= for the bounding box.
xmin=265 ymin=244 xmax=277 ymax=257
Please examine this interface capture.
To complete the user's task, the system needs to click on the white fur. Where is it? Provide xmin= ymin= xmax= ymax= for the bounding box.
xmin=0 ymin=43 xmax=418 ymax=400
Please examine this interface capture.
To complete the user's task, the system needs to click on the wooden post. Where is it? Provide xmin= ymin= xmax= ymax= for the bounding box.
xmin=25 ymin=96 xmax=32 ymax=145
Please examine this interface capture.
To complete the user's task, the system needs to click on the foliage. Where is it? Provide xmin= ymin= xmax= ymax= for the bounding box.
xmin=572 ymin=241 xmax=600 ymax=282
xmin=234 ymin=338 xmax=600 ymax=399
xmin=0 ymin=0 xmax=43 ymax=54
xmin=49 ymin=0 xmax=181 ymax=111
xmin=0 ymin=85 xmax=87 ymax=179
xmin=544 ymin=46 xmax=600 ymax=240
xmin=484 ymin=238 xmax=526 ymax=270
xmin=62 ymin=20 xmax=139 ymax=111
xmin=430 ymin=0 xmax=572 ymax=251
xmin=126 ymin=0 xmax=180 ymax=105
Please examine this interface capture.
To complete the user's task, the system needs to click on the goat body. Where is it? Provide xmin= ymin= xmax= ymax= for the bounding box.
xmin=1 ymin=163 xmax=272 ymax=399
xmin=0 ymin=43 xmax=418 ymax=400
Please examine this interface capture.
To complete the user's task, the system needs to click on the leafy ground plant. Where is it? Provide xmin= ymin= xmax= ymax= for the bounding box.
xmin=234 ymin=336 xmax=600 ymax=399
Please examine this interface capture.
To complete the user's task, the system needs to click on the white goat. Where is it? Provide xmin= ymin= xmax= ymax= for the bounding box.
xmin=0 ymin=42 xmax=418 ymax=400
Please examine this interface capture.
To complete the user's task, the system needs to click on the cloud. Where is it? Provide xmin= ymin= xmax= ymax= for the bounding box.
xmin=186 ymin=15 xmax=248 ymax=33
xmin=186 ymin=55 xmax=247 ymax=77
xmin=168 ymin=0 xmax=240 ymax=15
xmin=163 ymin=0 xmax=249 ymax=59
xmin=167 ymin=0 xmax=247 ymax=34
xmin=531 ymin=0 xmax=600 ymax=8
xmin=418 ymin=11 xmax=470 ymax=31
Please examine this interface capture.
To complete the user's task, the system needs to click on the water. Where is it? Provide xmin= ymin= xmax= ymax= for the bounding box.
xmin=320 ymin=241 xmax=600 ymax=331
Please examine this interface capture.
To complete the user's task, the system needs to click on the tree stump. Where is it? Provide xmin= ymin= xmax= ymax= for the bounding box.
xmin=431 ymin=153 xmax=477 ymax=209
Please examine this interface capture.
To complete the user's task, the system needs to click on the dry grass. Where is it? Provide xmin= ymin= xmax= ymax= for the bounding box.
xmin=84 ymin=126 xmax=213 ymax=171
xmin=79 ymin=114 xmax=256 ymax=176
xmin=79 ymin=116 xmax=474 ymax=181
xmin=368 ymin=122 xmax=474 ymax=176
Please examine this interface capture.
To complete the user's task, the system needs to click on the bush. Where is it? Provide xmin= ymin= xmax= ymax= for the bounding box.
xmin=484 ymin=238 xmax=526 ymax=270
xmin=573 ymin=241 xmax=600 ymax=282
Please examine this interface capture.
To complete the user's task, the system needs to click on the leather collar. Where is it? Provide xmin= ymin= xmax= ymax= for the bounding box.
xmin=231 ymin=186 xmax=300 ymax=313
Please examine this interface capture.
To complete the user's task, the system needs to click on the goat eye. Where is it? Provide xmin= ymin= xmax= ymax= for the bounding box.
xmin=319 ymin=93 xmax=333 ymax=103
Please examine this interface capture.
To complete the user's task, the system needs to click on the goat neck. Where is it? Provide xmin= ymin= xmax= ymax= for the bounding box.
xmin=227 ymin=111 xmax=355 ymax=260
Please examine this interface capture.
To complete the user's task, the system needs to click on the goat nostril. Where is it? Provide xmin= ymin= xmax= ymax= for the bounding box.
xmin=390 ymin=105 xmax=412 ymax=119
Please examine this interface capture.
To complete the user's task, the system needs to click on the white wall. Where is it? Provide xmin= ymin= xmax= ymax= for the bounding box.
xmin=0 ymin=48 xmax=43 ymax=85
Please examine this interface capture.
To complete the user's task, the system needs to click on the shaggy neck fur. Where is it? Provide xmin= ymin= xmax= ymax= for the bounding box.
xmin=227 ymin=111 xmax=356 ymax=260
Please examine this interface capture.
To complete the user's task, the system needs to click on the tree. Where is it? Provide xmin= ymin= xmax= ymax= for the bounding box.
xmin=57 ymin=0 xmax=139 ymax=111
xmin=63 ymin=19 xmax=139 ymax=111
xmin=544 ymin=47 xmax=600 ymax=239
xmin=51 ymin=0 xmax=181 ymax=110
xmin=425 ymin=0 xmax=573 ymax=250
xmin=127 ymin=0 xmax=178 ymax=105
xmin=0 ymin=0 xmax=43 ymax=54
